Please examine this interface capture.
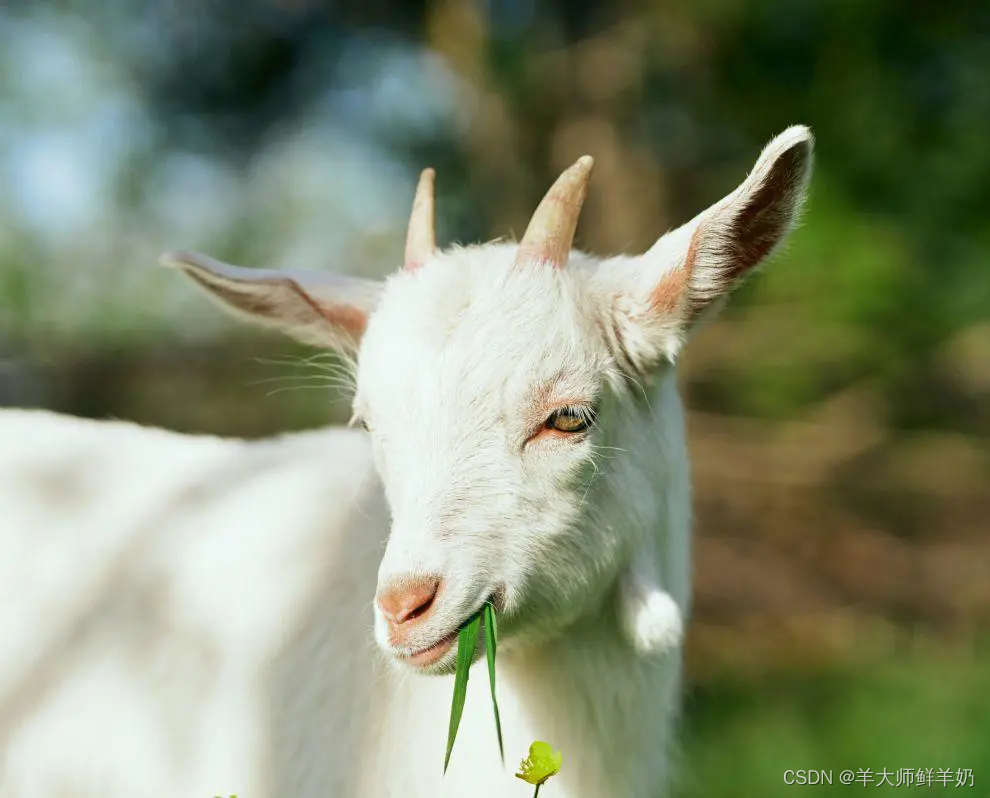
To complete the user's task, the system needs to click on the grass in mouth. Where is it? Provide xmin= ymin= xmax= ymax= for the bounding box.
xmin=443 ymin=601 xmax=503 ymax=772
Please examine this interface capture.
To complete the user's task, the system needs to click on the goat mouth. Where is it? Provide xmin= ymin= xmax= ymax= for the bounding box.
xmin=401 ymin=630 xmax=458 ymax=668
xmin=398 ymin=592 xmax=503 ymax=669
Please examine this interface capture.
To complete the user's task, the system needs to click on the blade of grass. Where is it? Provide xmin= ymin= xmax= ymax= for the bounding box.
xmin=483 ymin=602 xmax=504 ymax=762
xmin=444 ymin=613 xmax=482 ymax=773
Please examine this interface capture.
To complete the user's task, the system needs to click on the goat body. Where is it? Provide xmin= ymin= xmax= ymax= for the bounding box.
xmin=0 ymin=398 xmax=679 ymax=797
xmin=0 ymin=381 xmax=682 ymax=797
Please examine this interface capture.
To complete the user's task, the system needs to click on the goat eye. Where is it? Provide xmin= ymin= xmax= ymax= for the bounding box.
xmin=546 ymin=407 xmax=592 ymax=434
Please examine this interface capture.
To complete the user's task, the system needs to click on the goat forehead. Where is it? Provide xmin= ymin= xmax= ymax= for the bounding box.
xmin=358 ymin=248 xmax=605 ymax=413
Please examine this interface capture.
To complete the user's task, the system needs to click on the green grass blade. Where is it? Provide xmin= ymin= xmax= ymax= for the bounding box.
xmin=483 ymin=602 xmax=504 ymax=762
xmin=444 ymin=613 xmax=481 ymax=773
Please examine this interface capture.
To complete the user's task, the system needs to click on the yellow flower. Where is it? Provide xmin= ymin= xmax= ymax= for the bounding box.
xmin=515 ymin=741 xmax=562 ymax=787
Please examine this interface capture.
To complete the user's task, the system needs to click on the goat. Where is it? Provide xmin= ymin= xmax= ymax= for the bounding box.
xmin=0 ymin=125 xmax=813 ymax=797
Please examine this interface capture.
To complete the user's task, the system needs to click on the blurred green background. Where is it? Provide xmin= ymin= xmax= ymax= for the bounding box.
xmin=1 ymin=0 xmax=988 ymax=794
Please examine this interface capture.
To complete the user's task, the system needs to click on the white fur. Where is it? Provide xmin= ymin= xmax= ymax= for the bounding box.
xmin=0 ymin=127 xmax=813 ymax=797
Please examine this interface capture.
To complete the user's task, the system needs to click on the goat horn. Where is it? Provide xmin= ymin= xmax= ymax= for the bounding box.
xmin=514 ymin=155 xmax=594 ymax=270
xmin=404 ymin=168 xmax=436 ymax=272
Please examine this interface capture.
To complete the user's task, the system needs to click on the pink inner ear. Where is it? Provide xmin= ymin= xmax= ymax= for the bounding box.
xmin=318 ymin=304 xmax=368 ymax=339
xmin=289 ymin=279 xmax=368 ymax=339
xmin=649 ymin=223 xmax=703 ymax=315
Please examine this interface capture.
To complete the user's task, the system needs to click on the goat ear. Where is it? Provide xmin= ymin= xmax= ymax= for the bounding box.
xmin=160 ymin=250 xmax=383 ymax=350
xmin=599 ymin=125 xmax=814 ymax=371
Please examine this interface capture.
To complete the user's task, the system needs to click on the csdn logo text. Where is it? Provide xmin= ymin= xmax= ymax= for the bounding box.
xmin=784 ymin=770 xmax=833 ymax=785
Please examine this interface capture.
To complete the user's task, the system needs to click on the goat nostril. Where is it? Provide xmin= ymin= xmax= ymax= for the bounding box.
xmin=402 ymin=592 xmax=435 ymax=623
xmin=377 ymin=577 xmax=441 ymax=626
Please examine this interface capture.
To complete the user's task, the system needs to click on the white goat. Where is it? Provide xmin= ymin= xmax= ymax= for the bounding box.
xmin=0 ymin=126 xmax=812 ymax=798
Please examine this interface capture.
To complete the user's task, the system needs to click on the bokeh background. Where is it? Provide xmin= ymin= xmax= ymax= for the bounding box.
xmin=2 ymin=0 xmax=989 ymax=794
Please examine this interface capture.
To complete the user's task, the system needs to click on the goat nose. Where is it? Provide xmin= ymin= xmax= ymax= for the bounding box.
xmin=377 ymin=577 xmax=441 ymax=626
